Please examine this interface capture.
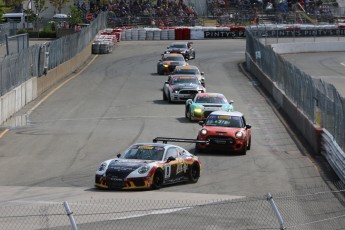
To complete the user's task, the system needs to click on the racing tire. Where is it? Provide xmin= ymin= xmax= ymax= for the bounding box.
xmin=193 ymin=52 xmax=196 ymax=59
xmin=151 ymin=170 xmax=164 ymax=190
xmin=185 ymin=106 xmax=189 ymax=118
xmin=194 ymin=142 xmax=203 ymax=154
xmin=247 ymin=137 xmax=251 ymax=150
xmin=163 ymin=91 xmax=167 ymax=101
xmin=239 ymin=141 xmax=247 ymax=155
xmin=188 ymin=163 xmax=200 ymax=183
xmin=168 ymin=92 xmax=172 ymax=103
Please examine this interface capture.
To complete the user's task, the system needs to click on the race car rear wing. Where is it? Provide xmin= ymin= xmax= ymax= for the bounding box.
xmin=153 ymin=137 xmax=209 ymax=144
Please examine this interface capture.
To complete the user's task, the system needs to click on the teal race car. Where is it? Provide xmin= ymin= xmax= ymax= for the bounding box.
xmin=185 ymin=93 xmax=234 ymax=121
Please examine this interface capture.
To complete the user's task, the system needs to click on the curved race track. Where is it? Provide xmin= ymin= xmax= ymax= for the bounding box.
xmin=0 ymin=40 xmax=332 ymax=202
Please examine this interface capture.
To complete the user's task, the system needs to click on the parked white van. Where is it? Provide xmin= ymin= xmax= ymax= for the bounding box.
xmin=2 ymin=13 xmax=34 ymax=29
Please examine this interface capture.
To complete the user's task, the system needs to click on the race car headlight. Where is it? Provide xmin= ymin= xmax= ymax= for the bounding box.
xmin=200 ymin=129 xmax=208 ymax=135
xmin=138 ymin=165 xmax=150 ymax=174
xmin=235 ymin=131 xmax=243 ymax=138
xmin=163 ymin=64 xmax=169 ymax=67
xmin=173 ymin=90 xmax=179 ymax=93
xmin=181 ymin=51 xmax=186 ymax=53
xmin=194 ymin=108 xmax=202 ymax=114
xmin=98 ymin=162 xmax=107 ymax=172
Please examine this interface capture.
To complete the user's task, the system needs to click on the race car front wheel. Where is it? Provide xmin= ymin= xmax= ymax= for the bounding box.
xmin=152 ymin=170 xmax=164 ymax=189
xmin=188 ymin=163 xmax=200 ymax=183
xmin=185 ymin=106 xmax=189 ymax=118
xmin=163 ymin=91 xmax=167 ymax=101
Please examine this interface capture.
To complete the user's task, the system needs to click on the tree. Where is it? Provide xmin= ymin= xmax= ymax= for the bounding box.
xmin=49 ymin=0 xmax=71 ymax=14
xmin=68 ymin=5 xmax=82 ymax=27
xmin=2 ymin=0 xmax=23 ymax=9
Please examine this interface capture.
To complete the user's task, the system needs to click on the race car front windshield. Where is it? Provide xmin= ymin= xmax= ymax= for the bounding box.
xmin=170 ymin=44 xmax=187 ymax=49
xmin=196 ymin=96 xmax=227 ymax=104
xmin=173 ymin=69 xmax=199 ymax=75
xmin=163 ymin=56 xmax=185 ymax=61
xmin=205 ymin=115 xmax=243 ymax=128
xmin=173 ymin=78 xmax=199 ymax=85
xmin=120 ymin=146 xmax=164 ymax=161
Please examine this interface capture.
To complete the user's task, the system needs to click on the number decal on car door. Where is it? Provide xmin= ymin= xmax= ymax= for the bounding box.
xmin=164 ymin=164 xmax=171 ymax=178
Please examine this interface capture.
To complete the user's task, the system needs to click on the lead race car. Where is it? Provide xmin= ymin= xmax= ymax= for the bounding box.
xmin=95 ymin=142 xmax=201 ymax=190
xmin=163 ymin=42 xmax=195 ymax=60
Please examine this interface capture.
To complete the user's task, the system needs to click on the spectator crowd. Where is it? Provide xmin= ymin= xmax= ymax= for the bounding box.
xmin=105 ymin=0 xmax=199 ymax=27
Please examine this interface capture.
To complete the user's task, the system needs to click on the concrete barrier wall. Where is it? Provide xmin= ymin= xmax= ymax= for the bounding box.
xmin=0 ymin=41 xmax=93 ymax=125
xmin=245 ymin=53 xmax=320 ymax=154
xmin=37 ymin=41 xmax=93 ymax=95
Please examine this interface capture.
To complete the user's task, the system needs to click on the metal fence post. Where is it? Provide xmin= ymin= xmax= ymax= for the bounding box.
xmin=266 ymin=192 xmax=285 ymax=230
xmin=63 ymin=201 xmax=78 ymax=230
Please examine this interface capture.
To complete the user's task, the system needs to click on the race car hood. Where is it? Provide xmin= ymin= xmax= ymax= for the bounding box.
xmin=106 ymin=159 xmax=154 ymax=179
xmin=193 ymin=103 xmax=233 ymax=111
xmin=173 ymin=83 xmax=201 ymax=91
xmin=203 ymin=126 xmax=244 ymax=136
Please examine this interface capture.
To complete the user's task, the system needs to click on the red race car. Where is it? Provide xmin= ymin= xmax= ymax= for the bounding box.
xmin=196 ymin=110 xmax=252 ymax=155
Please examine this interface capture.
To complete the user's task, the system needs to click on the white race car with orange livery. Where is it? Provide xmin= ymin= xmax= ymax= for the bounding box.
xmin=95 ymin=142 xmax=201 ymax=190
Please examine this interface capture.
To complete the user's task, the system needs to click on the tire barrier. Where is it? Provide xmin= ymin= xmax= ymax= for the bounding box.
xmin=92 ymin=32 xmax=117 ymax=54
xmin=103 ymin=24 xmax=345 ymax=41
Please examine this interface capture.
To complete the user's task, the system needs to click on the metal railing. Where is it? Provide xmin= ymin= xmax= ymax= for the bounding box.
xmin=0 ymin=12 xmax=107 ymax=96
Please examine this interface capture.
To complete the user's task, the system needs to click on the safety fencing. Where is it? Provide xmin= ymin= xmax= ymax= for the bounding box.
xmin=245 ymin=26 xmax=345 ymax=185
xmin=0 ymin=12 xmax=107 ymax=97
xmin=2 ymin=186 xmax=345 ymax=229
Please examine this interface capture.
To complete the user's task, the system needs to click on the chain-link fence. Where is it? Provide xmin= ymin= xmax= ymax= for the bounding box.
xmin=2 ymin=186 xmax=345 ymax=229
xmin=4 ymin=33 xmax=29 ymax=57
xmin=0 ymin=12 xmax=107 ymax=97
xmin=245 ymin=29 xmax=345 ymax=151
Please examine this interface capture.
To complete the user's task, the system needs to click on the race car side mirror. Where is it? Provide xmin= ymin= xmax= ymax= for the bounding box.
xmin=166 ymin=156 xmax=176 ymax=162
xmin=201 ymin=72 xmax=204 ymax=75
xmin=198 ymin=121 xmax=204 ymax=126
xmin=164 ymin=81 xmax=169 ymax=84
xmin=117 ymin=153 xmax=121 ymax=158
xmin=229 ymin=100 xmax=234 ymax=104
xmin=186 ymin=99 xmax=193 ymax=105
xmin=159 ymin=59 xmax=162 ymax=61
xmin=246 ymin=124 xmax=252 ymax=129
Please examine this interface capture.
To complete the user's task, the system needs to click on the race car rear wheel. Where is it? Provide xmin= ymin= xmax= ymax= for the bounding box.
xmin=152 ymin=170 xmax=164 ymax=189
xmin=188 ymin=163 xmax=200 ymax=183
